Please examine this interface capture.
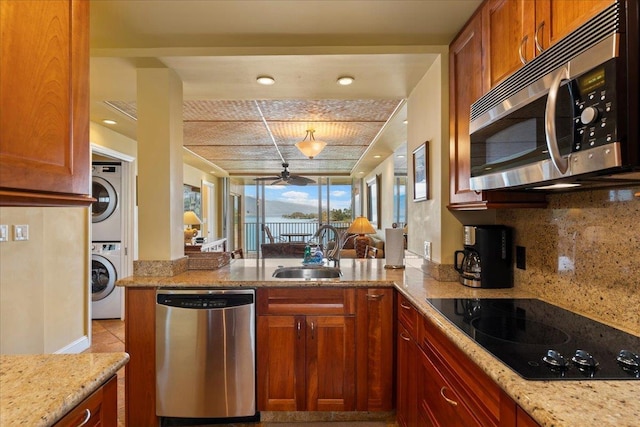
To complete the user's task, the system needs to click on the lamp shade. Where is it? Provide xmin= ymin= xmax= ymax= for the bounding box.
xmin=183 ymin=211 xmax=202 ymax=226
xmin=295 ymin=129 xmax=326 ymax=159
xmin=347 ymin=216 xmax=376 ymax=235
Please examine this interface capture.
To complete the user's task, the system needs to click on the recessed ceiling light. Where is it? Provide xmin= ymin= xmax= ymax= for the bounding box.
xmin=102 ymin=119 xmax=117 ymax=125
xmin=256 ymin=75 xmax=275 ymax=85
xmin=403 ymin=119 xmax=408 ymax=124
xmin=373 ymin=155 xmax=381 ymax=159
xmin=397 ymin=155 xmax=405 ymax=158
xmin=337 ymin=76 xmax=354 ymax=86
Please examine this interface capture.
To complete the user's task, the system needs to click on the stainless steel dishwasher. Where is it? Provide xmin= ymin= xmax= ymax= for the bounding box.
xmin=156 ymin=288 xmax=256 ymax=421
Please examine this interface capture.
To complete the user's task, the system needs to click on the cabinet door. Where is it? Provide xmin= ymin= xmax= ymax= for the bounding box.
xmin=482 ymin=0 xmax=536 ymax=88
xmin=0 ymin=0 xmax=91 ymax=206
xmin=355 ymin=288 xmax=394 ymax=411
xmin=516 ymin=405 xmax=542 ymax=427
xmin=396 ymin=322 xmax=418 ymax=427
xmin=53 ymin=375 xmax=117 ymax=427
xmin=257 ymin=315 xmax=307 ymax=411
xmin=449 ymin=11 xmax=485 ymax=206
xmin=306 ymin=315 xmax=356 ymax=411
xmin=535 ymin=0 xmax=614 ymax=52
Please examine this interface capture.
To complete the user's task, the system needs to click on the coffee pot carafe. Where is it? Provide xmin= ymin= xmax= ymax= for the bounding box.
xmin=454 ymin=248 xmax=482 ymax=287
xmin=453 ymin=225 xmax=513 ymax=289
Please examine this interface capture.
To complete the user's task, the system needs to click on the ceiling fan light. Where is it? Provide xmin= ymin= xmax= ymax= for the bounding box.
xmin=256 ymin=75 xmax=275 ymax=85
xmin=296 ymin=129 xmax=327 ymax=159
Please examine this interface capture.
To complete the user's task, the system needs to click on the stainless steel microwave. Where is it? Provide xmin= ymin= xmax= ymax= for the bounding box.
xmin=469 ymin=1 xmax=639 ymax=191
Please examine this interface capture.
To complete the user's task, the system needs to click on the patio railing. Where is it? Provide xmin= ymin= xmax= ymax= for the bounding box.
xmin=243 ymin=221 xmax=352 ymax=254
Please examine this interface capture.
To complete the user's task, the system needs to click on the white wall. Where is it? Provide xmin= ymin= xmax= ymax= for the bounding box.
xmin=405 ymin=52 xmax=461 ymax=265
xmin=0 ymin=207 xmax=89 ymax=354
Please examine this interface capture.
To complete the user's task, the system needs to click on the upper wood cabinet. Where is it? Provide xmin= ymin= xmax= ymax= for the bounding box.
xmin=448 ymin=0 xmax=611 ymax=210
xmin=483 ymin=0 xmax=615 ymax=90
xmin=482 ymin=0 xmax=536 ymax=89
xmin=0 ymin=0 xmax=92 ymax=206
xmin=449 ymin=11 xmax=486 ymax=207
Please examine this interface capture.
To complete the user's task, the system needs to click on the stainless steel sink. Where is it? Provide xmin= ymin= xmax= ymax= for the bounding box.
xmin=272 ymin=266 xmax=342 ymax=279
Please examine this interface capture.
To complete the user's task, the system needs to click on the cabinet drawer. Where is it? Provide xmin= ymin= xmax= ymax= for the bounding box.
xmin=418 ymin=344 xmax=484 ymax=426
xmin=397 ymin=294 xmax=418 ymax=337
xmin=418 ymin=315 xmax=500 ymax=426
xmin=54 ymin=375 xmax=117 ymax=426
xmin=257 ymin=288 xmax=356 ymax=315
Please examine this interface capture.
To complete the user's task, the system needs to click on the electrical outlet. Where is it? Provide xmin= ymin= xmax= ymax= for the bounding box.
xmin=13 ymin=224 xmax=29 ymax=241
xmin=516 ymin=246 xmax=526 ymax=270
xmin=424 ymin=241 xmax=432 ymax=260
xmin=0 ymin=225 xmax=8 ymax=242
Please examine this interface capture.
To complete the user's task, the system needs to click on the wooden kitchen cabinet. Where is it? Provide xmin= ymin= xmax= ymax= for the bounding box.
xmin=124 ymin=287 xmax=157 ymax=427
xmin=482 ymin=0 xmax=614 ymax=90
xmin=0 ymin=0 xmax=92 ymax=207
xmin=396 ymin=294 xmax=419 ymax=427
xmin=257 ymin=288 xmax=356 ymax=411
xmin=53 ymin=375 xmax=117 ymax=427
xmin=355 ymin=288 xmax=394 ymax=412
xmin=448 ymin=3 xmax=547 ymax=210
xmin=417 ymin=310 xmax=517 ymax=426
xmin=448 ymin=0 xmax=612 ymax=210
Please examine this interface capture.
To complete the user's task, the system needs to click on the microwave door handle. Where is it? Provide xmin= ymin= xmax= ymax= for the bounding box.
xmin=544 ymin=66 xmax=570 ymax=174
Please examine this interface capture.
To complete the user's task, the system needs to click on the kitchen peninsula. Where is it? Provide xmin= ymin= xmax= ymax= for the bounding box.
xmin=118 ymin=258 xmax=640 ymax=427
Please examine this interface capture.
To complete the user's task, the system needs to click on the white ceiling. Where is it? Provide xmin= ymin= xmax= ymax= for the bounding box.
xmin=89 ymin=0 xmax=481 ymax=178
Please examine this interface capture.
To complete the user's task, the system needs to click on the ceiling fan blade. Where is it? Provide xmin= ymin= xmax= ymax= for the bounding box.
xmin=254 ymin=176 xmax=280 ymax=181
xmin=288 ymin=176 xmax=315 ymax=186
xmin=270 ymin=178 xmax=285 ymax=185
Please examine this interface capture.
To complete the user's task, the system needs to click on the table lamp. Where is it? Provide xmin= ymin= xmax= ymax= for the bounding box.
xmin=347 ymin=216 xmax=376 ymax=258
xmin=183 ymin=211 xmax=202 ymax=244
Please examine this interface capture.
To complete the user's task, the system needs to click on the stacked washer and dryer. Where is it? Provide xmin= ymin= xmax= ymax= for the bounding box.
xmin=91 ymin=162 xmax=123 ymax=319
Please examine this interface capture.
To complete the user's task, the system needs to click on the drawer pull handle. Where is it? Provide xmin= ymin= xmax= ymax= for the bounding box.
xmin=534 ymin=21 xmax=545 ymax=53
xmin=297 ymin=320 xmax=302 ymax=339
xmin=440 ymin=387 xmax=458 ymax=406
xmin=310 ymin=321 xmax=315 ymax=339
xmin=400 ymin=332 xmax=411 ymax=342
xmin=367 ymin=293 xmax=384 ymax=301
xmin=400 ymin=302 xmax=412 ymax=310
xmin=77 ymin=409 xmax=91 ymax=426
xmin=519 ymin=35 xmax=528 ymax=65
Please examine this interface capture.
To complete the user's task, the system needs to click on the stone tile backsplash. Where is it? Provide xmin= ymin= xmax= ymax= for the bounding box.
xmin=497 ymin=186 xmax=640 ymax=335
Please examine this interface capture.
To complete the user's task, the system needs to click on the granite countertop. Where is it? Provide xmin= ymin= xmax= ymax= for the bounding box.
xmin=0 ymin=352 xmax=129 ymax=427
xmin=117 ymin=258 xmax=640 ymax=427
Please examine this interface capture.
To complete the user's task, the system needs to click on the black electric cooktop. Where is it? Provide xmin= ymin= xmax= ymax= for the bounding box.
xmin=426 ymin=298 xmax=640 ymax=380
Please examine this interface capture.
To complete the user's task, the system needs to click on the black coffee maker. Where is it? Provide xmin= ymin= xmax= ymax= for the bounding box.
xmin=454 ymin=225 xmax=513 ymax=288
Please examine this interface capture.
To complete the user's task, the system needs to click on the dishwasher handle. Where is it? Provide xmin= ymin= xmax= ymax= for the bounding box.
xmin=157 ymin=293 xmax=254 ymax=309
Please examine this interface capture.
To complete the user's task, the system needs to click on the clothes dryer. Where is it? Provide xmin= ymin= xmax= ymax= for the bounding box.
xmin=92 ymin=162 xmax=121 ymax=242
xmin=91 ymin=242 xmax=122 ymax=319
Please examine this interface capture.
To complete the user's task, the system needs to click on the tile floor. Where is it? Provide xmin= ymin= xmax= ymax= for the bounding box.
xmin=85 ymin=319 xmax=397 ymax=427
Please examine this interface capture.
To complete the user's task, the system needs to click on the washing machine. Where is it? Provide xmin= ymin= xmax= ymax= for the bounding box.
xmin=92 ymin=162 xmax=122 ymax=242
xmin=91 ymin=242 xmax=122 ymax=319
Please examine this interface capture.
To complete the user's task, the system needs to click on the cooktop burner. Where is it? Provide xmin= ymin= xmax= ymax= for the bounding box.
xmin=426 ymin=298 xmax=640 ymax=380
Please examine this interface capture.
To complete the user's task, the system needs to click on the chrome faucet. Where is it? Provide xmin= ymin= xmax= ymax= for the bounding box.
xmin=308 ymin=224 xmax=343 ymax=267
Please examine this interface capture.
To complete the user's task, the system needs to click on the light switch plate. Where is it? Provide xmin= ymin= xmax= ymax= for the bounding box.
xmin=424 ymin=241 xmax=431 ymax=260
xmin=14 ymin=224 xmax=29 ymax=241
xmin=0 ymin=225 xmax=8 ymax=242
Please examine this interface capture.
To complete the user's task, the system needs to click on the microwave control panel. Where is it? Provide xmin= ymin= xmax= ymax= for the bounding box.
xmin=572 ymin=60 xmax=619 ymax=153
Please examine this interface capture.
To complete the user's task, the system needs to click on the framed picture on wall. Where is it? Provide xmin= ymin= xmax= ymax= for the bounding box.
xmin=367 ymin=174 xmax=382 ymax=229
xmin=412 ymin=141 xmax=428 ymax=201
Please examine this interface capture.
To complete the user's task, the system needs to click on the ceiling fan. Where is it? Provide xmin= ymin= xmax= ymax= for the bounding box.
xmin=254 ymin=162 xmax=315 ymax=186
